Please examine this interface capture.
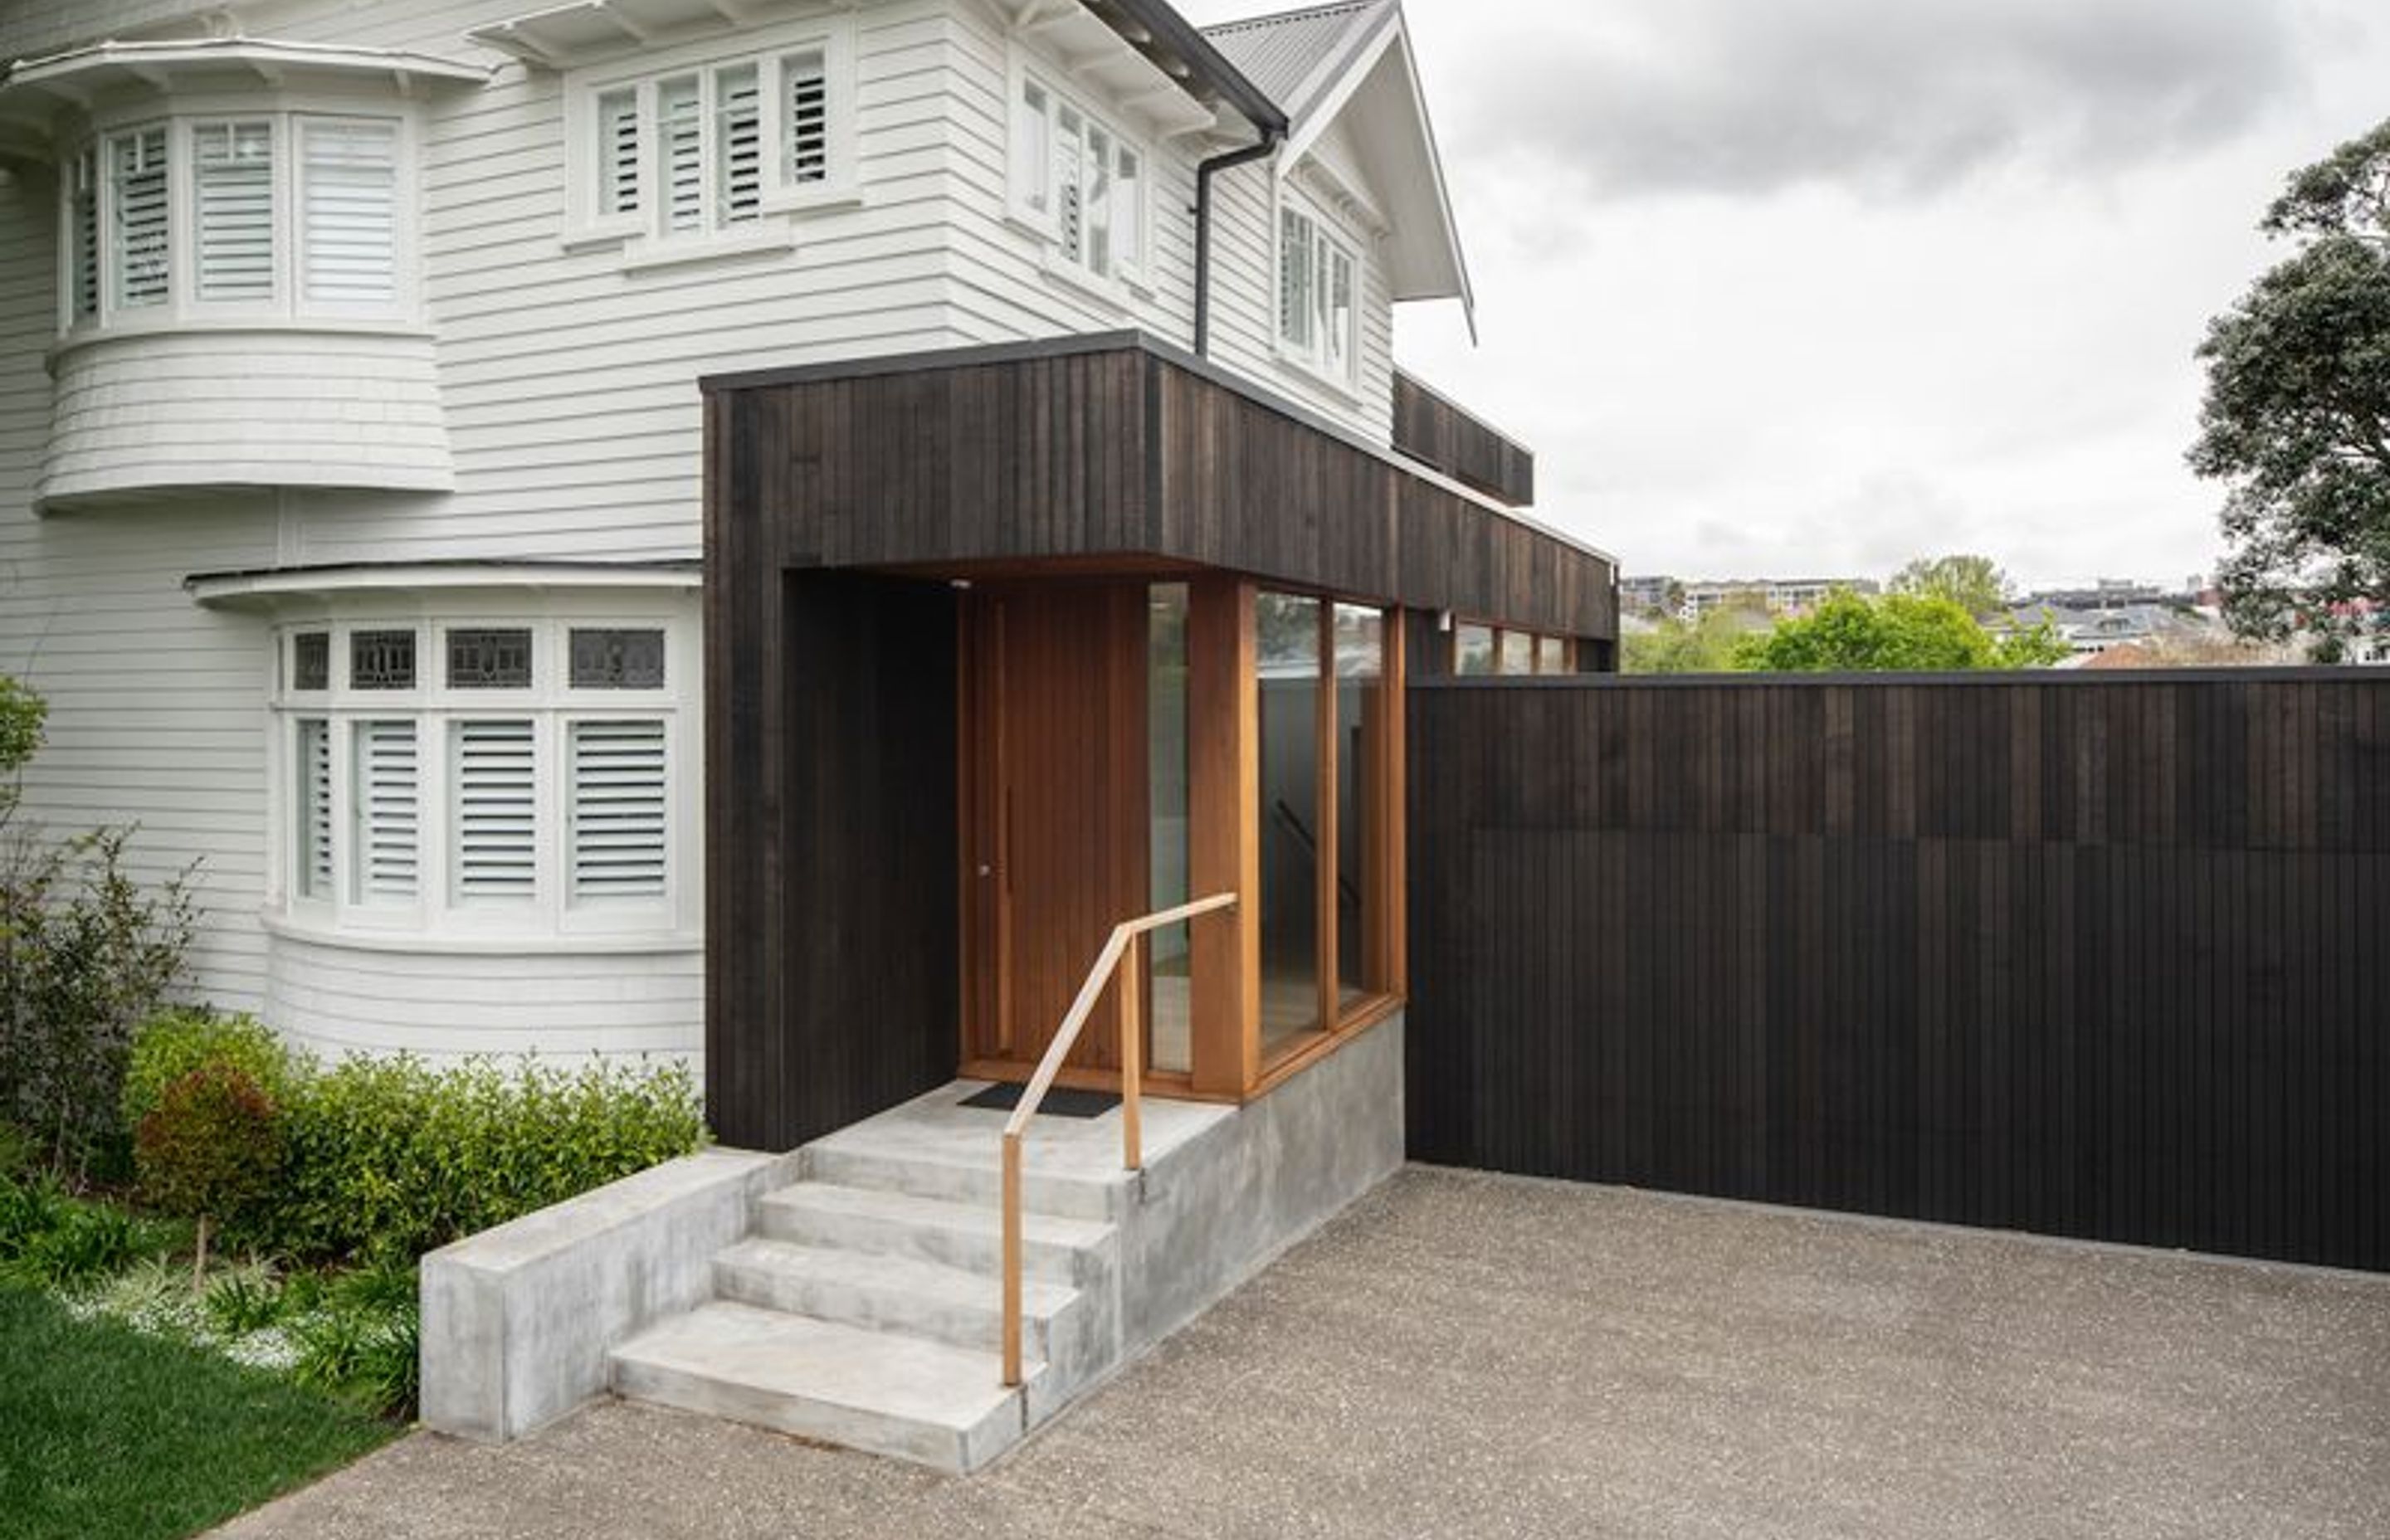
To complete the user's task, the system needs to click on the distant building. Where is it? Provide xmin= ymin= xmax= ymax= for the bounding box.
xmin=1678 ymin=577 xmax=1878 ymax=621
xmin=1618 ymin=575 xmax=1679 ymax=616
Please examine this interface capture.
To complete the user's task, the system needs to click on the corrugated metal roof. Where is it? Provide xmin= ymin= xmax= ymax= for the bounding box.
xmin=1199 ymin=0 xmax=1392 ymax=120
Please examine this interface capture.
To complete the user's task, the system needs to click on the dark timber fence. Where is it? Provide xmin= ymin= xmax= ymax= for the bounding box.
xmin=1406 ymin=671 xmax=2390 ymax=1271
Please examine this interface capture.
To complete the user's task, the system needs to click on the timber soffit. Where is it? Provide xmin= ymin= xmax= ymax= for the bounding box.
xmin=699 ymin=331 xmax=1618 ymax=570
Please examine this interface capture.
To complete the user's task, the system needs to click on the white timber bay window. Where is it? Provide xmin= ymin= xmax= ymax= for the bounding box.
xmin=563 ymin=17 xmax=857 ymax=258
xmin=57 ymin=109 xmax=412 ymax=335
xmin=1277 ymin=197 xmax=1359 ymax=385
xmin=1009 ymin=66 xmax=1147 ymax=293
xmin=268 ymin=611 xmax=696 ymax=947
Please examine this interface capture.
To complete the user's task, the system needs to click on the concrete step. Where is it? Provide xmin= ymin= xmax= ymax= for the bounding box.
xmin=611 ymin=1301 xmax=1034 ymax=1474
xmin=757 ymin=1182 xmax=1115 ymax=1285
xmin=802 ymin=1140 xmax=1121 ymax=1222
xmin=712 ymin=1237 xmax=1080 ymax=1362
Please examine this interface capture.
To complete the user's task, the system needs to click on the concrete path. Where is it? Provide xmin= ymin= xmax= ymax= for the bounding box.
xmin=218 ymin=1167 xmax=2390 ymax=1540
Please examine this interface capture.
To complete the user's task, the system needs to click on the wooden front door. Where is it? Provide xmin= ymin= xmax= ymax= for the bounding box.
xmin=959 ymin=582 xmax=1148 ymax=1077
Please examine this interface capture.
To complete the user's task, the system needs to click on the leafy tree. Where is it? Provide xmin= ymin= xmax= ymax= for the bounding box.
xmin=1622 ymin=603 xmax=1766 ymax=674
xmin=135 ymin=1063 xmax=284 ymax=1289
xmin=1732 ymin=592 xmax=2070 ymax=672
xmin=1888 ymin=554 xmax=2013 ymax=617
xmin=2190 ymin=118 xmax=2390 ymax=659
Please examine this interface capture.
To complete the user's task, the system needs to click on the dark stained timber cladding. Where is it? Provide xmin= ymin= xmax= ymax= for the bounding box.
xmin=1391 ymin=369 xmax=1534 ymax=506
xmin=705 ymin=335 xmax=1612 ymax=641
xmin=1407 ymin=674 xmax=2390 ymax=1272
xmin=705 ymin=568 xmax=958 ymax=1151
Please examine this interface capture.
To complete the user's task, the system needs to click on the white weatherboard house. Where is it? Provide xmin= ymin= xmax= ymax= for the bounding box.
xmin=0 ymin=0 xmax=1619 ymax=1469
xmin=0 ymin=0 xmax=1479 ymax=1071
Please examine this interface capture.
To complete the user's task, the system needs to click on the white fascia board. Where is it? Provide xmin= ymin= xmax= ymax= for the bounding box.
xmin=185 ymin=563 xmax=702 ymax=608
xmin=1 ymin=39 xmax=490 ymax=100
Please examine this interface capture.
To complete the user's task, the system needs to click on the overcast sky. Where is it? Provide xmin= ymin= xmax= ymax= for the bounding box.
xmin=1182 ymin=0 xmax=2389 ymax=592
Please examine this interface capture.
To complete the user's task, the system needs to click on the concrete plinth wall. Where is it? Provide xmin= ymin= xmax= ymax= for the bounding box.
xmin=422 ymin=1148 xmax=802 ymax=1440
xmin=1115 ymin=1013 xmax=1407 ymax=1354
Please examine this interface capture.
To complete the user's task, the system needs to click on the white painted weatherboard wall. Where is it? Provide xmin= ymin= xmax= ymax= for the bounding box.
xmin=0 ymin=0 xmax=1410 ymax=1068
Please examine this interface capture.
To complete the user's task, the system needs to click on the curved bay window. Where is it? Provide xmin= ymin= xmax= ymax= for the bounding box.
xmin=1256 ymin=591 xmax=1397 ymax=1062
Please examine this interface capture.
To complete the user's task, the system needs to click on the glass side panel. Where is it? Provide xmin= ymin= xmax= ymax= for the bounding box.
xmin=1500 ymin=630 xmax=1534 ymax=675
xmin=1256 ymin=592 xmax=1322 ymax=1059
xmin=1333 ymin=605 xmax=1383 ymax=1008
xmin=1147 ymin=582 xmax=1191 ymax=1075
xmin=1455 ymin=622 xmax=1495 ymax=675
xmin=1538 ymin=635 xmax=1568 ymax=674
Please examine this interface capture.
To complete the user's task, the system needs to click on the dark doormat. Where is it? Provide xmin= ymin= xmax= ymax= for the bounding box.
xmin=959 ymin=1084 xmax=1121 ymax=1118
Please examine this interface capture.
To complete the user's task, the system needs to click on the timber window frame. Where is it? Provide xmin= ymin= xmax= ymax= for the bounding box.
xmin=56 ymin=107 xmax=417 ymax=338
xmin=269 ymin=612 xmax=695 ymax=945
xmin=1007 ymin=61 xmax=1149 ymax=294
xmin=561 ymin=17 xmax=859 ymax=257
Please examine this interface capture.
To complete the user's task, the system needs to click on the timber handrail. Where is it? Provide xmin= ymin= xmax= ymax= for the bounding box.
xmin=1001 ymin=889 xmax=1237 ymax=1388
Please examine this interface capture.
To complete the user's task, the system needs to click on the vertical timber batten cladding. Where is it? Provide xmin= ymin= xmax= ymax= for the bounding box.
xmin=1390 ymin=369 xmax=1535 ymax=507
xmin=1407 ymin=671 xmax=2390 ymax=1273
xmin=701 ymin=332 xmax=1614 ymax=637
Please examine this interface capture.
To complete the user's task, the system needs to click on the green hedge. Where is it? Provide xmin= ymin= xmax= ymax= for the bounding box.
xmin=123 ymin=1011 xmax=706 ymax=1265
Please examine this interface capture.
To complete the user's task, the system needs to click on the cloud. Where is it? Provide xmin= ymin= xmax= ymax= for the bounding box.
xmin=1450 ymin=0 xmax=2310 ymax=199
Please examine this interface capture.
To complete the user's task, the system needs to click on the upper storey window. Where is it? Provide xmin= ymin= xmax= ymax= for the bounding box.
xmin=1278 ymin=198 xmax=1359 ymax=386
xmin=1009 ymin=71 xmax=1146 ymax=290
xmin=59 ymin=111 xmax=409 ymax=336
xmin=563 ymin=18 xmax=856 ymax=257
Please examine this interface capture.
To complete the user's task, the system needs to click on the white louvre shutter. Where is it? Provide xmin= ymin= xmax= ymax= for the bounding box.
xmin=597 ymin=88 xmax=641 ymax=217
xmin=71 ymin=146 xmax=99 ymax=321
xmin=300 ymin=118 xmax=397 ymax=305
xmin=1054 ymin=105 xmax=1084 ymax=263
xmin=297 ymin=719 xmax=332 ymax=899
xmin=659 ymin=77 xmax=702 ymax=233
xmin=111 ymin=127 xmax=169 ymax=309
xmin=452 ymin=720 xmax=536 ymax=903
xmin=1278 ymin=207 xmax=1312 ymax=351
xmin=193 ymin=120 xmax=276 ymax=302
xmin=1085 ymin=123 xmax=1113 ymax=276
xmin=570 ymin=719 xmax=667 ymax=901
xmin=1014 ymin=80 xmax=1050 ymax=217
xmin=1113 ymin=146 xmax=1140 ymax=275
xmin=783 ymin=51 xmax=828 ymax=186
xmin=353 ymin=719 xmax=419 ymax=902
xmin=715 ymin=63 xmax=762 ymax=226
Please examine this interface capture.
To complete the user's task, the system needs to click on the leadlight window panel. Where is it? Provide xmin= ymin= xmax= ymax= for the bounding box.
xmin=351 ymin=629 xmax=417 ymax=690
xmin=293 ymin=631 xmax=329 ymax=691
xmin=446 ymin=627 xmax=534 ymax=690
xmin=569 ymin=628 xmax=666 ymax=690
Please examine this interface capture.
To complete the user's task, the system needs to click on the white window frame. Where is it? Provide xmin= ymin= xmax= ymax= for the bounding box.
xmin=266 ymin=607 xmax=700 ymax=948
xmin=1006 ymin=56 xmax=1150 ymax=295
xmin=561 ymin=16 xmax=860 ymax=257
xmin=1274 ymin=188 xmax=1362 ymax=388
xmin=55 ymin=102 xmax=419 ymax=339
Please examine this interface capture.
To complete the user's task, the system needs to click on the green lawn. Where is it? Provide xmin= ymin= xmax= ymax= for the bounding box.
xmin=0 ymin=1285 xmax=398 ymax=1540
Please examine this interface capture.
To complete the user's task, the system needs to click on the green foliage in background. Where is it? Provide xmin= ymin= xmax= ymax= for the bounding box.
xmin=2192 ymin=117 xmax=2390 ymax=659
xmin=1732 ymin=592 xmax=2071 ymax=673
xmin=1887 ymin=553 xmax=2015 ymax=617
xmin=1621 ymin=604 xmax=1763 ymax=674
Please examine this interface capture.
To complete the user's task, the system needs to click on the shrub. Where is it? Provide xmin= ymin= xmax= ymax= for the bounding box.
xmin=135 ymin=1064 xmax=285 ymax=1289
xmin=0 ymin=1183 xmax=147 ymax=1287
xmin=124 ymin=1009 xmax=307 ymax=1136
xmin=270 ymin=1055 xmax=704 ymax=1263
xmin=290 ymin=1296 xmax=420 ymax=1418
xmin=0 ymin=824 xmax=198 ymax=1180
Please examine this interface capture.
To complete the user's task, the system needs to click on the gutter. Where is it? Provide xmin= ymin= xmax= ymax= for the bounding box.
xmin=1101 ymin=0 xmax=1288 ymax=358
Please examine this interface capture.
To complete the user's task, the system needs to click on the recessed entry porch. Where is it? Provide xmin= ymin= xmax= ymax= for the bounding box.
xmin=700 ymin=332 xmax=1616 ymax=1148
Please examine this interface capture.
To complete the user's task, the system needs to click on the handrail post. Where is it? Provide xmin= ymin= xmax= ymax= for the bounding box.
xmin=1001 ymin=1132 xmax=1023 ymax=1387
xmin=1121 ymin=931 xmax=1143 ymax=1172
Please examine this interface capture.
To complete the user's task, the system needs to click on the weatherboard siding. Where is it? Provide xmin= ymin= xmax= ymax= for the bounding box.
xmin=0 ymin=0 xmax=1422 ymax=1066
